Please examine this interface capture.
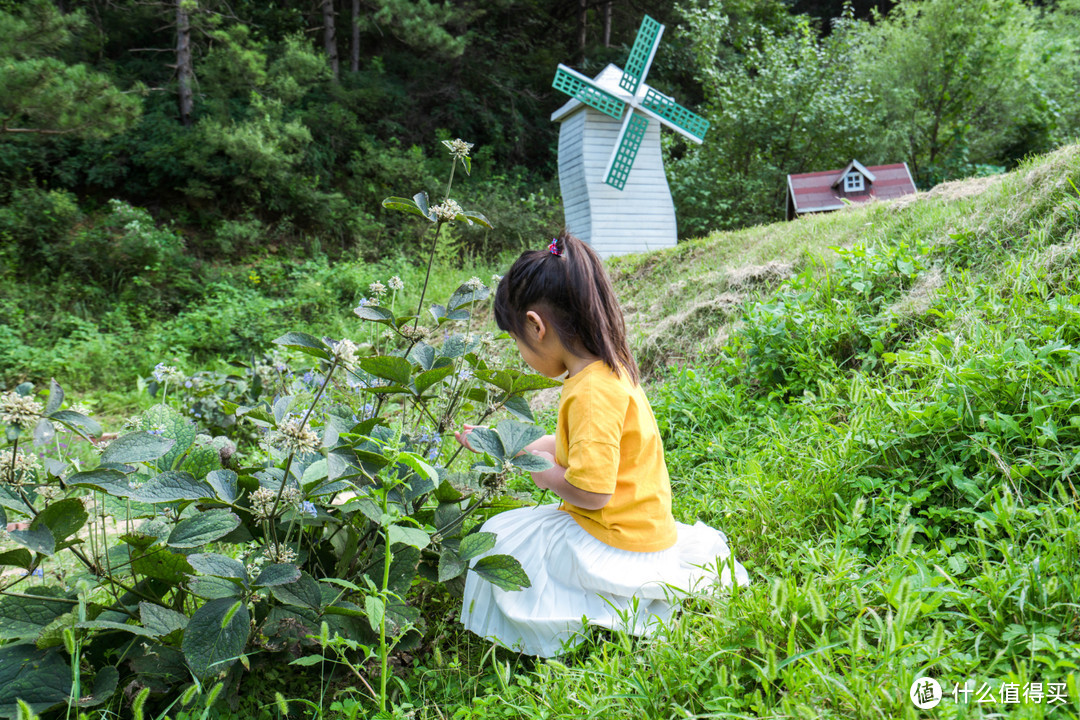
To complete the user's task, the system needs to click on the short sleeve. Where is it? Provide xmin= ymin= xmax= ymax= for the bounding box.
xmin=565 ymin=439 xmax=620 ymax=494
xmin=559 ymin=373 xmax=627 ymax=494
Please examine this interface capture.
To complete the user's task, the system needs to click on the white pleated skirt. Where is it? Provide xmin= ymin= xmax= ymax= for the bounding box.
xmin=460 ymin=503 xmax=750 ymax=657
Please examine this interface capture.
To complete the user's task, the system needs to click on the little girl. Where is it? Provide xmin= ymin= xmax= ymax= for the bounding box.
xmin=455 ymin=231 xmax=749 ymax=657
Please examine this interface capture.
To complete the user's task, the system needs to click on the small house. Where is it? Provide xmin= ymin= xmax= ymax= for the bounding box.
xmin=786 ymin=160 xmax=916 ymax=220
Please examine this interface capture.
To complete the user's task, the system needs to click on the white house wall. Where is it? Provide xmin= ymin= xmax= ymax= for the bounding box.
xmin=557 ymin=107 xmax=678 ymax=257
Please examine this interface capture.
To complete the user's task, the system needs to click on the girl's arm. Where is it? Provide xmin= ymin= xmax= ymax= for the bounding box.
xmin=528 ymin=451 xmax=612 ymax=510
xmin=523 ymin=434 xmax=555 ymax=456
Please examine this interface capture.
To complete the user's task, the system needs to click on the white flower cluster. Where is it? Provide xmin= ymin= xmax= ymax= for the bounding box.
xmin=266 ymin=543 xmax=298 ymax=565
xmin=491 ymin=274 xmax=503 ymax=285
xmin=399 ymin=325 xmax=431 ymax=340
xmin=330 ymin=338 xmax=360 ymax=369
xmin=268 ymin=418 xmax=319 ymax=455
xmin=443 ymin=138 xmax=474 ymax=159
xmin=0 ymin=448 xmax=40 ymax=485
xmin=369 ymin=281 xmax=387 ymax=298
xmin=465 ymin=276 xmax=485 ymax=292
xmin=152 ymin=363 xmax=185 ymax=384
xmin=388 ymin=276 xmax=404 ymax=291
xmin=1 ymin=392 xmax=43 ymax=428
xmin=249 ymin=485 xmax=302 ymax=521
xmin=432 ymin=199 xmax=464 ymax=222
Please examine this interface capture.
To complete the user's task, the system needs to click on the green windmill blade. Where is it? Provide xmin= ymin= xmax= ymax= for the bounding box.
xmin=619 ymin=15 xmax=664 ymax=96
xmin=604 ymin=112 xmax=650 ymax=190
xmin=640 ymin=88 xmax=710 ymax=143
xmin=553 ymin=65 xmax=627 ymax=120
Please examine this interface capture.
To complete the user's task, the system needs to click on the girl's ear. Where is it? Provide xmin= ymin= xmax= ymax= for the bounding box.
xmin=525 ymin=310 xmax=546 ymax=341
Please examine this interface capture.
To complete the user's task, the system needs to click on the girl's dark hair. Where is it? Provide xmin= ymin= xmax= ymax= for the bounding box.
xmin=494 ymin=229 xmax=639 ymax=383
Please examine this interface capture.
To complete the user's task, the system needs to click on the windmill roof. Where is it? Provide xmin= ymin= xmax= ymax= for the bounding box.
xmin=787 ymin=162 xmax=916 ymax=215
xmin=551 ymin=64 xmax=645 ymax=122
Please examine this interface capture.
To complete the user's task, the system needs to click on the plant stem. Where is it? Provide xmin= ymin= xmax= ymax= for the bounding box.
xmin=414 ymin=222 xmax=445 ymax=328
xmin=378 ymin=502 xmax=393 ymax=712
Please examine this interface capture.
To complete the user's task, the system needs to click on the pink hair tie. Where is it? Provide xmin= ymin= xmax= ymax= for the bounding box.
xmin=548 ymin=238 xmax=562 ymax=256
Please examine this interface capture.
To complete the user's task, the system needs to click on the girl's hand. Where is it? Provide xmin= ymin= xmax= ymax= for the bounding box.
xmin=454 ymin=424 xmax=486 ymax=453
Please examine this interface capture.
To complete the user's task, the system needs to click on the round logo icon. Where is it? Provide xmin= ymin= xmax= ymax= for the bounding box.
xmin=910 ymin=677 xmax=942 ymax=709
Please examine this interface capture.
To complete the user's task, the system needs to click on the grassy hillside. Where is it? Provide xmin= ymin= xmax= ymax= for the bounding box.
xmin=419 ymin=146 xmax=1080 ymax=719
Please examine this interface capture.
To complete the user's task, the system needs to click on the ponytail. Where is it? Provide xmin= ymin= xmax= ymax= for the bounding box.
xmin=494 ymin=229 xmax=639 ymax=383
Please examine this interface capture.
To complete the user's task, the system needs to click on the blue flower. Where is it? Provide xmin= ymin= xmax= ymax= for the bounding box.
xmin=300 ymin=501 xmax=317 ymax=517
xmin=427 ymin=447 xmax=440 ymax=461
xmin=302 ymin=371 xmax=316 ymax=386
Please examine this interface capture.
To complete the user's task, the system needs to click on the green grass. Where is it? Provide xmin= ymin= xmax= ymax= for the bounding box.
xmin=381 ymin=146 xmax=1080 ymax=718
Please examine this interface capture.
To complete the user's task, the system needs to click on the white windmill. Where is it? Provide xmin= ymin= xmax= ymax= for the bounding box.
xmin=551 ymin=15 xmax=709 ymax=257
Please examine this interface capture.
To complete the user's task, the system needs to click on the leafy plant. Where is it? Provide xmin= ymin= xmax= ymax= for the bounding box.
xmin=0 ymin=140 xmax=557 ymax=718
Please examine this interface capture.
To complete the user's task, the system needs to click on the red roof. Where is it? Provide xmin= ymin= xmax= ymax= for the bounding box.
xmin=787 ymin=162 xmax=916 ymax=219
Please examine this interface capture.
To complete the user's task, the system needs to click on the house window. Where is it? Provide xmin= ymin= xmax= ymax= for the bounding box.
xmin=844 ymin=172 xmax=865 ymax=193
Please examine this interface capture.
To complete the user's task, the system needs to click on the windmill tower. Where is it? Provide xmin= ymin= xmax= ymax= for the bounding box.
xmin=551 ymin=15 xmax=709 ymax=257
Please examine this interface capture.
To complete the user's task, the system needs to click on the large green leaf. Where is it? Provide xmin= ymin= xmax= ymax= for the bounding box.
xmin=8 ymin=526 xmax=55 ymax=556
xmin=358 ymin=356 xmax=413 ymax=386
xmin=129 ymin=471 xmax=212 ymax=503
xmin=32 ymin=498 xmax=87 ymax=542
xmin=0 ymin=587 xmax=74 ymax=641
xmin=43 ymin=379 xmax=64 ymax=415
xmin=437 ymin=549 xmax=467 ymax=582
xmin=382 ymin=195 xmax=435 ymax=222
xmin=447 ymin=283 xmax=491 ymax=312
xmin=475 ymin=369 xmax=562 ymax=394
xmin=132 ymin=547 xmax=195 ymax=584
xmin=188 ymin=553 xmax=247 ymax=580
xmin=353 ymin=304 xmax=396 ymax=324
xmin=494 ymin=419 xmax=545 ymax=457
xmin=389 ymin=524 xmax=430 ymax=550
xmin=254 ymin=564 xmax=301 ymax=588
xmin=270 ymin=572 xmax=323 ymax=611
xmin=461 ymin=211 xmax=492 ymax=229
xmin=466 ymin=427 xmax=505 ymax=460
xmin=143 ymin=404 xmax=197 ymax=471
xmin=512 ymin=454 xmax=552 ymax=472
xmin=182 ymin=598 xmax=250 ymax=678
xmin=414 ymin=365 xmax=455 ymax=394
xmin=459 ymin=532 xmax=496 ymax=561
xmin=139 ymin=602 xmax=189 ymax=637
xmin=181 ymin=445 xmax=220 ymax=481
xmin=100 ymin=431 xmax=175 ymax=465
xmin=503 ymin=395 xmax=535 ymax=423
xmin=67 ymin=468 xmax=133 ymax=497
xmin=272 ymin=332 xmax=331 ymax=361
xmin=364 ymin=595 xmax=384 ymax=634
xmin=47 ymin=410 xmax=101 ymax=440
xmin=0 ymin=645 xmax=71 ymax=718
xmin=205 ymin=469 xmax=239 ymax=503
xmin=166 ymin=510 xmax=241 ymax=548
xmin=472 ymin=554 xmax=531 ymax=591
xmin=0 ymin=549 xmax=33 ymax=570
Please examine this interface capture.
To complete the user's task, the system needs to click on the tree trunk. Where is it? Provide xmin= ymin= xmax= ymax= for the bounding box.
xmin=603 ymin=1 xmax=612 ymax=48
xmin=176 ymin=0 xmax=193 ymax=126
xmin=577 ymin=0 xmax=587 ymax=62
xmin=323 ymin=0 xmax=339 ymax=81
xmin=350 ymin=0 xmax=360 ymax=73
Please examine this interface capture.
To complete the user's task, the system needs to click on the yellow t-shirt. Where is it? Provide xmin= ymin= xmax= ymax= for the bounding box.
xmin=555 ymin=360 xmax=677 ymax=552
